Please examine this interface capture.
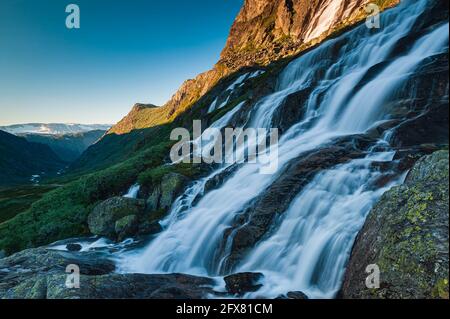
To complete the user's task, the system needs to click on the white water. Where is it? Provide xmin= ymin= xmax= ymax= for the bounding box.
xmin=124 ymin=184 xmax=140 ymax=199
xmin=118 ymin=0 xmax=448 ymax=298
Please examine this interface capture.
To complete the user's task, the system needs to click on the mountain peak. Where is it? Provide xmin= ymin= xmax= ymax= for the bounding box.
xmin=108 ymin=0 xmax=400 ymax=135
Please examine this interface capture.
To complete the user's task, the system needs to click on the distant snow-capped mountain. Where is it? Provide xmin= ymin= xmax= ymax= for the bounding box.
xmin=0 ymin=123 xmax=112 ymax=135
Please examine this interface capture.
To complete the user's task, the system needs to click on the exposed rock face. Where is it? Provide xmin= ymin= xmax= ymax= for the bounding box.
xmin=341 ymin=151 xmax=449 ymax=299
xmin=0 ymin=247 xmax=216 ymax=299
xmin=220 ymin=0 xmax=389 ymax=70
xmin=88 ymin=197 xmax=146 ymax=239
xmin=106 ymin=0 xmax=400 ymax=135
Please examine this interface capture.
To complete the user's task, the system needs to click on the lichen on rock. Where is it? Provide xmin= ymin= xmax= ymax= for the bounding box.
xmin=341 ymin=150 xmax=449 ymax=299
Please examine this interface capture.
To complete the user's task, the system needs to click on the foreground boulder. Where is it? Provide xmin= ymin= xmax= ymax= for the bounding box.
xmin=341 ymin=150 xmax=449 ymax=299
xmin=0 ymin=247 xmax=216 ymax=299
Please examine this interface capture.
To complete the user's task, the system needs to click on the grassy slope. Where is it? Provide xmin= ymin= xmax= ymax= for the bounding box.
xmin=0 ymin=185 xmax=58 ymax=224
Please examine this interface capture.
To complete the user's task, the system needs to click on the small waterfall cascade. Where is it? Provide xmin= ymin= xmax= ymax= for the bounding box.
xmin=117 ymin=0 xmax=449 ymax=298
xmin=123 ymin=184 xmax=140 ymax=199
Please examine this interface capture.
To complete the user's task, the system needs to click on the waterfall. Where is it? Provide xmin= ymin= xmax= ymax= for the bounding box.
xmin=118 ymin=0 xmax=449 ymax=298
xmin=123 ymin=184 xmax=140 ymax=199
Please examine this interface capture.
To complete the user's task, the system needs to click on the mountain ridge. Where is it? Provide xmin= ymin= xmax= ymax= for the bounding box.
xmin=107 ymin=0 xmax=400 ymax=136
xmin=0 ymin=130 xmax=66 ymax=186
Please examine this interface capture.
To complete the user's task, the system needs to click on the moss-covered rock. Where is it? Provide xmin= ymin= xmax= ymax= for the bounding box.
xmin=341 ymin=150 xmax=449 ymax=299
xmin=114 ymin=215 xmax=139 ymax=242
xmin=88 ymin=197 xmax=145 ymax=239
xmin=145 ymin=173 xmax=189 ymax=212
xmin=0 ymin=247 xmax=216 ymax=299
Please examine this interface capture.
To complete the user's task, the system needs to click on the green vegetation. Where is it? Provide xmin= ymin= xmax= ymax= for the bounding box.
xmin=0 ymin=185 xmax=58 ymax=224
xmin=0 ymin=139 xmax=172 ymax=254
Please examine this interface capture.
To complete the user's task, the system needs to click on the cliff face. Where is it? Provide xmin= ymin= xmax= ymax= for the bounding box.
xmin=108 ymin=0 xmax=400 ymax=135
xmin=341 ymin=151 xmax=449 ymax=299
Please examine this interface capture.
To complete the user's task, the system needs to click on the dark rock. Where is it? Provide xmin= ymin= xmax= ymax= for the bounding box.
xmin=146 ymin=173 xmax=189 ymax=212
xmin=45 ymin=273 xmax=215 ymax=299
xmin=137 ymin=221 xmax=163 ymax=236
xmin=286 ymin=291 xmax=309 ymax=299
xmin=88 ymin=197 xmax=145 ymax=239
xmin=204 ymin=164 xmax=239 ymax=194
xmin=276 ymin=291 xmax=309 ymax=299
xmin=0 ymin=247 xmax=216 ymax=299
xmin=115 ymin=215 xmax=139 ymax=242
xmin=271 ymin=88 xmax=311 ymax=134
xmin=66 ymin=244 xmax=82 ymax=252
xmin=341 ymin=151 xmax=449 ymax=299
xmin=224 ymin=272 xmax=264 ymax=296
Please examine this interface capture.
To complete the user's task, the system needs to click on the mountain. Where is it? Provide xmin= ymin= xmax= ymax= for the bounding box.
xmin=0 ymin=130 xmax=66 ymax=186
xmin=73 ymin=0 xmax=400 ymax=174
xmin=105 ymin=0 xmax=399 ymax=136
xmin=0 ymin=123 xmax=111 ymax=136
xmin=22 ymin=130 xmax=106 ymax=162
xmin=0 ymin=0 xmax=448 ymax=300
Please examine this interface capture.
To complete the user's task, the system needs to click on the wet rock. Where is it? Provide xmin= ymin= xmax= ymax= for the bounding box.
xmin=224 ymin=272 xmax=263 ymax=296
xmin=341 ymin=151 xmax=449 ymax=299
xmin=66 ymin=243 xmax=82 ymax=252
xmin=0 ymin=247 xmax=115 ymax=297
xmin=0 ymin=247 xmax=216 ymax=299
xmin=204 ymin=164 xmax=239 ymax=194
xmin=115 ymin=215 xmax=139 ymax=242
xmin=218 ymin=135 xmax=375 ymax=271
xmin=137 ymin=221 xmax=163 ymax=237
xmin=45 ymin=273 xmax=215 ymax=299
xmin=146 ymin=173 xmax=189 ymax=212
xmin=160 ymin=173 xmax=189 ymax=210
xmin=271 ymin=88 xmax=311 ymax=134
xmin=88 ymin=197 xmax=145 ymax=239
xmin=276 ymin=291 xmax=309 ymax=299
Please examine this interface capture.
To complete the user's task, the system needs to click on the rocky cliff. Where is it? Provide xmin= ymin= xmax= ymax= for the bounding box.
xmin=108 ymin=0 xmax=400 ymax=135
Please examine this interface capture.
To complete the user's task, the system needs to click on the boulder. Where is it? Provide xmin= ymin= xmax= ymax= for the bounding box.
xmin=0 ymin=247 xmax=216 ymax=299
xmin=160 ymin=173 xmax=189 ymax=210
xmin=115 ymin=215 xmax=139 ymax=242
xmin=340 ymin=151 xmax=449 ymax=299
xmin=88 ymin=197 xmax=145 ymax=239
xmin=66 ymin=243 xmax=82 ymax=252
xmin=146 ymin=173 xmax=189 ymax=212
xmin=224 ymin=272 xmax=263 ymax=296
xmin=276 ymin=291 xmax=309 ymax=299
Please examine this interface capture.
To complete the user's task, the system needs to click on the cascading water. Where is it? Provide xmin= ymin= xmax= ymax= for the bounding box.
xmin=124 ymin=184 xmax=140 ymax=199
xmin=118 ymin=0 xmax=449 ymax=298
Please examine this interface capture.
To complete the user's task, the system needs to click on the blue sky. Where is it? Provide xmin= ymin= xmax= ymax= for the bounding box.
xmin=0 ymin=0 xmax=243 ymax=125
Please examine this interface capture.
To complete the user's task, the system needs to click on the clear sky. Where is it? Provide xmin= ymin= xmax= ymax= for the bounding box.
xmin=0 ymin=0 xmax=243 ymax=125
